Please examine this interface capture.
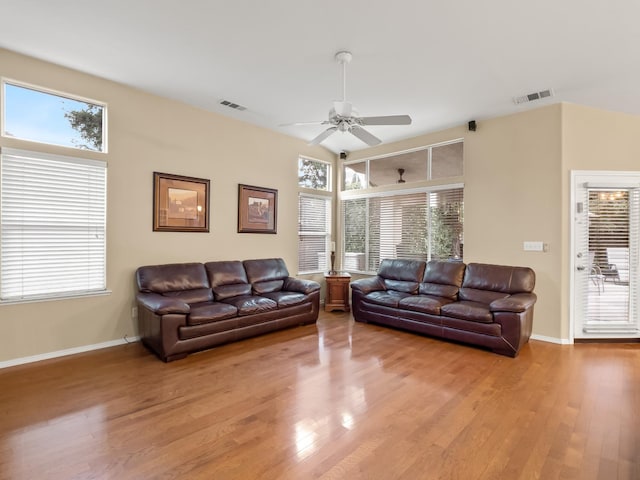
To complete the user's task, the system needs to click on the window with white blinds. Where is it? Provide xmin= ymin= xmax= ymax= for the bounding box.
xmin=0 ymin=148 xmax=107 ymax=302
xmin=298 ymin=193 xmax=331 ymax=274
xmin=342 ymin=187 xmax=463 ymax=273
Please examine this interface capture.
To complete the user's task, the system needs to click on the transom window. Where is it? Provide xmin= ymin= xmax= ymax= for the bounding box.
xmin=2 ymin=80 xmax=107 ymax=153
xmin=298 ymin=156 xmax=330 ymax=191
xmin=343 ymin=140 xmax=463 ymax=190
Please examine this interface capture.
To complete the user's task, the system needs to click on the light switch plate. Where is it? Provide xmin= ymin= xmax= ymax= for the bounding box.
xmin=523 ymin=241 xmax=545 ymax=252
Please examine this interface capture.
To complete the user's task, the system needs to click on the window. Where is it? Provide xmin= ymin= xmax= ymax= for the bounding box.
xmin=2 ymin=80 xmax=106 ymax=152
xmin=0 ymin=148 xmax=107 ymax=301
xmin=344 ymin=161 xmax=366 ymax=190
xmin=298 ymin=156 xmax=330 ymax=191
xmin=298 ymin=156 xmax=332 ymax=274
xmin=342 ymin=140 xmax=463 ymax=189
xmin=298 ymin=194 xmax=331 ymax=273
xmin=342 ymin=187 xmax=463 ymax=273
xmin=431 ymin=142 xmax=463 ymax=179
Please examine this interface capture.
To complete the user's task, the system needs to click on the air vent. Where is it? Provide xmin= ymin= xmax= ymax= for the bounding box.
xmin=219 ymin=100 xmax=247 ymax=111
xmin=513 ymin=89 xmax=554 ymax=105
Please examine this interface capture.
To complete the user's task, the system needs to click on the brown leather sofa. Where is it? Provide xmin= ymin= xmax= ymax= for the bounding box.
xmin=350 ymin=259 xmax=536 ymax=357
xmin=136 ymin=258 xmax=320 ymax=361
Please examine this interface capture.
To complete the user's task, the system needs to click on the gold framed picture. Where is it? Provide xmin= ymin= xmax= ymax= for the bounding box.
xmin=153 ymin=172 xmax=210 ymax=232
xmin=237 ymin=184 xmax=277 ymax=234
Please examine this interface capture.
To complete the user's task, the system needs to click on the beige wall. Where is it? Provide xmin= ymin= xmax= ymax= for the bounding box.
xmin=0 ymin=49 xmax=334 ymax=362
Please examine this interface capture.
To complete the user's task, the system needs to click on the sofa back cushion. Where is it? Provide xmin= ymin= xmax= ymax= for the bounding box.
xmin=162 ymin=288 xmax=213 ymax=304
xmin=137 ymin=263 xmax=210 ymax=293
xmin=378 ymin=259 xmax=426 ymax=293
xmin=419 ymin=260 xmax=466 ymax=299
xmin=459 ymin=263 xmax=535 ymax=304
xmin=205 ymin=261 xmax=252 ymax=300
xmin=244 ymin=258 xmax=289 ymax=293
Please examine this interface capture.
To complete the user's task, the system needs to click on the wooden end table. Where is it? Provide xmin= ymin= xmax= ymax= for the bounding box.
xmin=324 ymin=271 xmax=351 ymax=312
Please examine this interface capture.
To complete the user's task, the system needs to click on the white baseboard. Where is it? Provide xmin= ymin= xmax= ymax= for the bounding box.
xmin=530 ymin=334 xmax=572 ymax=345
xmin=0 ymin=336 xmax=140 ymax=370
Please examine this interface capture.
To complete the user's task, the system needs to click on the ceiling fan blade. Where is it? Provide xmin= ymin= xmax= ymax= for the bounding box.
xmin=359 ymin=115 xmax=412 ymax=126
xmin=279 ymin=120 xmax=327 ymax=127
xmin=350 ymin=126 xmax=382 ymax=146
xmin=309 ymin=127 xmax=338 ymax=145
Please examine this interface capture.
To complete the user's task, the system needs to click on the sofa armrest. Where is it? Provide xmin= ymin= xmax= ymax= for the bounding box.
xmin=490 ymin=293 xmax=537 ymax=313
xmin=350 ymin=276 xmax=385 ymax=295
xmin=136 ymin=292 xmax=190 ymax=315
xmin=284 ymin=277 xmax=321 ymax=294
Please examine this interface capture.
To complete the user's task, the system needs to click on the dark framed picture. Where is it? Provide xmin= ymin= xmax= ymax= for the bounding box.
xmin=153 ymin=172 xmax=210 ymax=232
xmin=238 ymin=184 xmax=277 ymax=234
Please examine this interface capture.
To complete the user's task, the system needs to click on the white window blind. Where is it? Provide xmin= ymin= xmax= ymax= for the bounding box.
xmin=1 ymin=148 xmax=107 ymax=301
xmin=298 ymin=193 xmax=331 ymax=274
xmin=582 ymin=187 xmax=639 ymax=332
xmin=342 ymin=187 xmax=463 ymax=273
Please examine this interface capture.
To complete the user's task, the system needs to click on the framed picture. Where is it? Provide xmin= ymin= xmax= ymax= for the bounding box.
xmin=153 ymin=172 xmax=210 ymax=232
xmin=238 ymin=184 xmax=277 ymax=234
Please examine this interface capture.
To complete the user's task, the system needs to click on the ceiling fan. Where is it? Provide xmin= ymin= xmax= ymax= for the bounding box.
xmin=283 ymin=51 xmax=412 ymax=147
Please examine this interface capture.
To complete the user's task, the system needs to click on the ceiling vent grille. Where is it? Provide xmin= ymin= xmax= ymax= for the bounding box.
xmin=513 ymin=89 xmax=554 ymax=105
xmin=220 ymin=100 xmax=247 ymax=111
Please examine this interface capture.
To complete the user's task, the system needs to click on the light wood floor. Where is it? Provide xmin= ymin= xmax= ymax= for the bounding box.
xmin=1 ymin=312 xmax=638 ymax=479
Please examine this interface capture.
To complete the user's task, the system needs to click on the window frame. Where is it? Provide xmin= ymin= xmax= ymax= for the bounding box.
xmin=1 ymin=78 xmax=108 ymax=153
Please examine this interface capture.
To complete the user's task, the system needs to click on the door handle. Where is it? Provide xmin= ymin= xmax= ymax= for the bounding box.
xmin=577 ymin=266 xmax=586 ymax=271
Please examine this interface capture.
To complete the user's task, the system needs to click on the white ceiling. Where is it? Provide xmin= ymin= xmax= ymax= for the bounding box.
xmin=1 ymin=1 xmax=639 ymax=154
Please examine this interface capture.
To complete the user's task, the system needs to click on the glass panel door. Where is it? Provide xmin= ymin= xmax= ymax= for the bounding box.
xmin=572 ymin=172 xmax=640 ymax=339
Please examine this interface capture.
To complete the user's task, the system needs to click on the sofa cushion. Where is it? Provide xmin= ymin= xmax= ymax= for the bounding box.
xmin=187 ymin=302 xmax=238 ymax=326
xmin=378 ymin=259 xmax=425 ymax=294
xmin=423 ymin=260 xmax=466 ymax=286
xmin=384 ymin=279 xmax=419 ymax=294
xmin=441 ymin=300 xmax=493 ymax=323
xmin=419 ymin=260 xmax=466 ymax=299
xmin=221 ymin=295 xmax=278 ymax=316
xmin=205 ymin=261 xmax=252 ymax=300
xmin=261 ymin=291 xmax=307 ymax=307
xmin=378 ymin=258 xmax=426 ymax=282
xmin=462 ymin=263 xmax=535 ymax=294
xmin=163 ymin=288 xmax=213 ymax=305
xmin=399 ymin=295 xmax=453 ymax=315
xmin=419 ymin=283 xmax=459 ymax=300
xmin=365 ymin=290 xmax=413 ymax=308
xmin=137 ymin=263 xmax=209 ymax=293
xmin=459 ymin=288 xmax=509 ymax=305
xmin=214 ymin=283 xmax=252 ymax=301
xmin=253 ymin=279 xmax=285 ymax=294
xmin=243 ymin=258 xmax=289 ymax=284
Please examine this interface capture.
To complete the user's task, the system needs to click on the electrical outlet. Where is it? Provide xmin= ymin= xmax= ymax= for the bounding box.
xmin=131 ymin=306 xmax=138 ymax=319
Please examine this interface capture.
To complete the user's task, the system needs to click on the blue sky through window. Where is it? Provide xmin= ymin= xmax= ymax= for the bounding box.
xmin=3 ymin=82 xmax=103 ymax=151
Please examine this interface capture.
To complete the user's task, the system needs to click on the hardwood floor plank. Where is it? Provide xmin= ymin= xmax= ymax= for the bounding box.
xmin=0 ymin=312 xmax=638 ymax=479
